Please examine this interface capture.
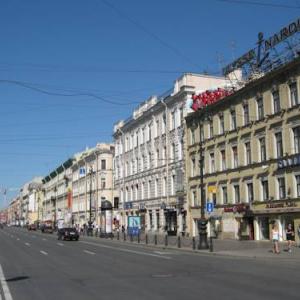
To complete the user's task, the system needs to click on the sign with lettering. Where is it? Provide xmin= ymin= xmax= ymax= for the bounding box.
xmin=223 ymin=17 xmax=300 ymax=76
xmin=265 ymin=201 xmax=298 ymax=209
xmin=278 ymin=154 xmax=300 ymax=169
xmin=224 ymin=204 xmax=248 ymax=213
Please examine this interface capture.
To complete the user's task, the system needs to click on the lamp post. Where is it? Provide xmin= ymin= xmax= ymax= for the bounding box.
xmin=198 ymin=115 xmax=209 ymax=249
xmin=88 ymin=166 xmax=94 ymax=236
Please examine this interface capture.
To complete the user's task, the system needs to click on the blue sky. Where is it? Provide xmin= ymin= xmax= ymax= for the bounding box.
xmin=0 ymin=0 xmax=299 ymax=208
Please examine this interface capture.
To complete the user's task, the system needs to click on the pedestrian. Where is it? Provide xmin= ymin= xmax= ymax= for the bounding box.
xmin=297 ymin=224 xmax=300 ymax=248
xmin=286 ymin=223 xmax=295 ymax=253
xmin=271 ymin=223 xmax=280 ymax=254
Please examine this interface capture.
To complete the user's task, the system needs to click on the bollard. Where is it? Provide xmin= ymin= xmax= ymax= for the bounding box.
xmin=164 ymin=234 xmax=168 ymax=247
xmin=209 ymin=236 xmax=213 ymax=252
xmin=192 ymin=237 xmax=196 ymax=250
xmin=138 ymin=233 xmax=140 ymax=243
xmin=117 ymin=231 xmax=120 ymax=240
xmin=145 ymin=234 xmax=148 ymax=244
xmin=123 ymin=232 xmax=126 ymax=241
xmin=177 ymin=236 xmax=181 ymax=248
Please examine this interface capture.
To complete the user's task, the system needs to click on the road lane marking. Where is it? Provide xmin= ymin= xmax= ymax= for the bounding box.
xmin=0 ymin=263 xmax=13 ymax=300
xmin=154 ymin=251 xmax=173 ymax=255
xmin=83 ymin=250 xmax=95 ymax=255
xmin=80 ymin=241 xmax=172 ymax=260
xmin=40 ymin=251 xmax=48 ymax=256
xmin=57 ymin=243 xmax=64 ymax=246
xmin=25 ymin=243 xmax=30 ymax=246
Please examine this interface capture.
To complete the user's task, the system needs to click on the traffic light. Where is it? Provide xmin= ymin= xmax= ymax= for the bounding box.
xmin=198 ymin=219 xmax=207 ymax=234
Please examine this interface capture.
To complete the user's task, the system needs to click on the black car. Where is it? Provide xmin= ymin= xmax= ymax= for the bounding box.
xmin=57 ymin=228 xmax=79 ymax=241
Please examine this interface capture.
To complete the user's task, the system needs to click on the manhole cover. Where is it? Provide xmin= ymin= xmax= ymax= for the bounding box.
xmin=151 ymin=274 xmax=173 ymax=278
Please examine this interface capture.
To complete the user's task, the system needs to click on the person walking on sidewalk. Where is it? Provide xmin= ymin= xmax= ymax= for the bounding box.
xmin=271 ymin=223 xmax=280 ymax=254
xmin=286 ymin=223 xmax=295 ymax=253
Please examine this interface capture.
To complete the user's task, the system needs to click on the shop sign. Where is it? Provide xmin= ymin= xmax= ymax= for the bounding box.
xmin=278 ymin=154 xmax=300 ymax=169
xmin=208 ymin=186 xmax=217 ymax=194
xmin=265 ymin=201 xmax=298 ymax=209
xmin=224 ymin=204 xmax=248 ymax=213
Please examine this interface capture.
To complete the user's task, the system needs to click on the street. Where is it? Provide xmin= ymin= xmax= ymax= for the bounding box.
xmin=0 ymin=227 xmax=299 ymax=300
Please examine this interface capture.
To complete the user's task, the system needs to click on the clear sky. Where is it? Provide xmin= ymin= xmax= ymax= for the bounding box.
xmin=0 ymin=0 xmax=299 ymax=208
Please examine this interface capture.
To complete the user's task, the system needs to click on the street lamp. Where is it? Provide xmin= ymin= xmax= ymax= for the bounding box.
xmin=88 ymin=166 xmax=95 ymax=236
xmin=197 ymin=114 xmax=209 ymax=250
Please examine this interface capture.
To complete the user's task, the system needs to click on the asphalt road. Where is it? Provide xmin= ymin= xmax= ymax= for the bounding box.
xmin=0 ymin=227 xmax=299 ymax=300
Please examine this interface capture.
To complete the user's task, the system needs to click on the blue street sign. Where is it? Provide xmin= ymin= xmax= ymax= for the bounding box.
xmin=206 ymin=202 xmax=214 ymax=213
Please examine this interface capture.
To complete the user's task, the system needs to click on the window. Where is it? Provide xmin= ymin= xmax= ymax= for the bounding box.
xmin=234 ymin=185 xmax=240 ymax=204
xmin=148 ymin=124 xmax=152 ymax=141
xmin=247 ymin=183 xmax=253 ymax=203
xmin=156 ymin=119 xmax=160 ymax=137
xmin=221 ymin=150 xmax=226 ymax=171
xmin=219 ymin=114 xmax=224 ymax=134
xmin=293 ymin=126 xmax=300 ymax=154
xmin=141 ymin=155 xmax=144 ymax=171
xmin=172 ymin=143 xmax=176 ymax=160
xmin=290 ymin=82 xmax=299 ymax=107
xmin=171 ymin=175 xmax=176 ymax=195
xmin=243 ymin=103 xmax=250 ymax=125
xmin=149 ymin=210 xmax=153 ymax=229
xmin=156 ymin=149 xmax=159 ymax=167
xmin=141 ymin=182 xmax=145 ymax=199
xmin=148 ymin=180 xmax=151 ymax=199
xmin=156 ymin=210 xmax=160 ymax=230
xmin=162 ymin=113 xmax=166 ymax=134
xmin=232 ymin=146 xmax=238 ymax=168
xmin=230 ymin=110 xmax=236 ymax=130
xmin=222 ymin=186 xmax=228 ymax=204
xmin=275 ymin=132 xmax=283 ymax=158
xmin=171 ymin=111 xmax=176 ymax=130
xmin=101 ymin=178 xmax=106 ymax=189
xmin=162 ymin=146 xmax=167 ymax=164
xmin=163 ymin=177 xmax=167 ymax=196
xmin=148 ymin=152 xmax=151 ymax=169
xmin=135 ymin=131 xmax=139 ymax=147
xmin=155 ymin=179 xmax=158 ymax=197
xmin=278 ymin=177 xmax=286 ymax=199
xmin=190 ymin=128 xmax=195 ymax=144
xmin=257 ymin=97 xmax=264 ymax=120
xmin=273 ymin=90 xmax=281 ymax=113
xmin=262 ymin=179 xmax=269 ymax=201
xmin=142 ymin=128 xmax=145 ymax=144
xmin=259 ymin=137 xmax=267 ymax=162
xmin=135 ymin=158 xmax=139 ymax=173
xmin=209 ymin=119 xmax=214 ymax=137
xmin=191 ymin=158 xmax=196 ymax=177
xmin=101 ymin=159 xmax=106 ymax=170
xmin=192 ymin=191 xmax=197 ymax=206
xmin=296 ymin=175 xmax=300 ymax=197
xmin=245 ymin=142 xmax=251 ymax=165
xmin=210 ymin=152 xmax=215 ymax=173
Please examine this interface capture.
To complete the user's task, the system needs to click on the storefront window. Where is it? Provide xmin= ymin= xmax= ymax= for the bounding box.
xmin=296 ymin=175 xmax=300 ymax=197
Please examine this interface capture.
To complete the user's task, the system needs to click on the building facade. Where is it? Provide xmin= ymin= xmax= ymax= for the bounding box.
xmin=71 ymin=143 xmax=117 ymax=227
xmin=113 ymin=73 xmax=228 ymax=235
xmin=186 ymin=57 xmax=300 ymax=241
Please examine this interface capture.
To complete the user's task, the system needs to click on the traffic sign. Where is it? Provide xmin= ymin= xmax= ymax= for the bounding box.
xmin=206 ymin=202 xmax=214 ymax=213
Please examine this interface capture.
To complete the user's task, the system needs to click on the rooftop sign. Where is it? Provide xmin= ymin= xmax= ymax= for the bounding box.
xmin=223 ymin=17 xmax=300 ymax=76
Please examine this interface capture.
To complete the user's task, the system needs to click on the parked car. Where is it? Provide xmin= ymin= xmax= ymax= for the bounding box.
xmin=28 ymin=224 xmax=37 ymax=231
xmin=57 ymin=228 xmax=79 ymax=241
xmin=41 ymin=221 xmax=54 ymax=234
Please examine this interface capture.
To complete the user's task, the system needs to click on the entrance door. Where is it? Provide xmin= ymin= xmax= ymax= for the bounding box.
xmin=260 ymin=217 xmax=270 ymax=240
xmin=165 ymin=210 xmax=177 ymax=236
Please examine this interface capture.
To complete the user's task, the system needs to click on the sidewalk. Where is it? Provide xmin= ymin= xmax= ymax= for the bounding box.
xmin=82 ymin=232 xmax=300 ymax=260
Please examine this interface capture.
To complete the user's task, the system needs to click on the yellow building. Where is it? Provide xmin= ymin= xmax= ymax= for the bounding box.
xmin=185 ymin=57 xmax=300 ymax=241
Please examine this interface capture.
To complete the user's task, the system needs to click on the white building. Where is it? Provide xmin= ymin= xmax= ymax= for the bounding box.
xmin=113 ymin=73 xmax=228 ymax=236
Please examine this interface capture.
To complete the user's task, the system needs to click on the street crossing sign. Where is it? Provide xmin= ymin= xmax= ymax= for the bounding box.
xmin=206 ymin=202 xmax=214 ymax=213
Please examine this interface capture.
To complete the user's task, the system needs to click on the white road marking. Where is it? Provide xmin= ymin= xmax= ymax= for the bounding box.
xmin=57 ymin=243 xmax=64 ymax=246
xmin=83 ymin=250 xmax=95 ymax=255
xmin=0 ymin=263 xmax=13 ymax=300
xmin=154 ymin=251 xmax=173 ymax=255
xmin=25 ymin=243 xmax=30 ymax=246
xmin=40 ymin=251 xmax=48 ymax=256
xmin=80 ymin=241 xmax=172 ymax=260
